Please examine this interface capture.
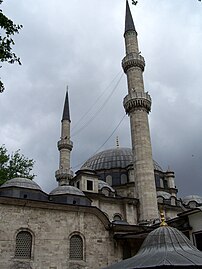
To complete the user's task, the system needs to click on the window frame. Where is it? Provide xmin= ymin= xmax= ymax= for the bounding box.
xmin=193 ymin=231 xmax=202 ymax=251
xmin=113 ymin=213 xmax=122 ymax=221
xmin=69 ymin=233 xmax=85 ymax=261
xmin=14 ymin=229 xmax=33 ymax=260
xmin=87 ymin=180 xmax=93 ymax=191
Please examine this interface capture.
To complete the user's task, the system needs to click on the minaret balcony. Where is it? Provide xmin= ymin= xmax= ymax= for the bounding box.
xmin=55 ymin=168 xmax=74 ymax=181
xmin=122 ymin=53 xmax=145 ymax=73
xmin=57 ymin=139 xmax=73 ymax=151
xmin=123 ymin=91 xmax=152 ymax=114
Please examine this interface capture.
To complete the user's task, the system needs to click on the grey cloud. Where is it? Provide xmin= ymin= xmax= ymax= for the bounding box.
xmin=1 ymin=0 xmax=202 ymax=198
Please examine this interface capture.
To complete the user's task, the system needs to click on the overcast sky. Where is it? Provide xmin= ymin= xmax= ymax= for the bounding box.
xmin=1 ymin=0 xmax=202 ymax=198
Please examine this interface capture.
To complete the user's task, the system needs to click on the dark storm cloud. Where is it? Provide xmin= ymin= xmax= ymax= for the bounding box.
xmin=0 ymin=0 xmax=202 ymax=197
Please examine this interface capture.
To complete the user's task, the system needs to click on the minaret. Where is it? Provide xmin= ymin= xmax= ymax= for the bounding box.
xmin=122 ymin=1 xmax=158 ymax=222
xmin=55 ymin=89 xmax=73 ymax=185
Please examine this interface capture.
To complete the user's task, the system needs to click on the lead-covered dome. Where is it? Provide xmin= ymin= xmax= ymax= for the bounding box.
xmin=157 ymin=191 xmax=171 ymax=199
xmin=50 ymin=185 xmax=85 ymax=196
xmin=103 ymin=225 xmax=202 ymax=269
xmin=182 ymin=195 xmax=202 ymax=206
xmin=82 ymin=148 xmax=132 ymax=170
xmin=82 ymin=147 xmax=162 ymax=171
xmin=98 ymin=180 xmax=115 ymax=192
xmin=0 ymin=177 xmax=42 ymax=191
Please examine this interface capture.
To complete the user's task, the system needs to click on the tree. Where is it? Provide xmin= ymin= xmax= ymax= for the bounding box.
xmin=0 ymin=0 xmax=22 ymax=93
xmin=0 ymin=145 xmax=35 ymax=185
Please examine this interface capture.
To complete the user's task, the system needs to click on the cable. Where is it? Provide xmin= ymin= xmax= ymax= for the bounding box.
xmin=72 ymin=113 xmax=126 ymax=170
xmin=71 ymin=73 xmax=124 ymax=138
xmin=92 ymin=114 xmax=126 ymax=155
xmin=72 ymin=71 xmax=122 ymax=132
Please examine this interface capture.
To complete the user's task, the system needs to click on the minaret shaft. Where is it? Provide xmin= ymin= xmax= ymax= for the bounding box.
xmin=59 ymin=121 xmax=71 ymax=169
xmin=124 ymin=32 xmax=139 ymax=54
xmin=129 ymin=111 xmax=157 ymax=221
xmin=126 ymin=67 xmax=144 ymax=93
xmin=123 ymin=1 xmax=158 ymax=222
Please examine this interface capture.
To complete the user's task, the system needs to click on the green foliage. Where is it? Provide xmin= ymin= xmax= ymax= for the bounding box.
xmin=0 ymin=0 xmax=22 ymax=93
xmin=0 ymin=145 xmax=35 ymax=185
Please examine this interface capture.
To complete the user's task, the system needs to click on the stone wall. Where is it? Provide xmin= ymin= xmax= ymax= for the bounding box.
xmin=0 ymin=198 xmax=122 ymax=269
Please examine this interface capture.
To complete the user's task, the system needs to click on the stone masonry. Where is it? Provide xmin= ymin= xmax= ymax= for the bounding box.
xmin=122 ymin=1 xmax=158 ymax=222
xmin=0 ymin=198 xmax=121 ymax=269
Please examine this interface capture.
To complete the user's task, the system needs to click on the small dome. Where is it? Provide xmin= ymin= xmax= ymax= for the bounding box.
xmin=49 ymin=185 xmax=85 ymax=196
xmin=157 ymin=191 xmax=171 ymax=199
xmin=182 ymin=195 xmax=202 ymax=205
xmin=82 ymin=147 xmax=162 ymax=171
xmin=79 ymin=166 xmax=95 ymax=172
xmin=98 ymin=180 xmax=115 ymax=192
xmin=135 ymin=226 xmax=202 ymax=266
xmin=0 ymin=177 xmax=42 ymax=191
xmin=103 ymin=226 xmax=202 ymax=269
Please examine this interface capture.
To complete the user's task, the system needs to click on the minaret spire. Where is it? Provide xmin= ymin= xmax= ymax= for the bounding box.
xmin=62 ymin=87 xmax=70 ymax=121
xmin=55 ymin=88 xmax=73 ymax=185
xmin=122 ymin=1 xmax=158 ymax=222
xmin=125 ymin=0 xmax=136 ymax=34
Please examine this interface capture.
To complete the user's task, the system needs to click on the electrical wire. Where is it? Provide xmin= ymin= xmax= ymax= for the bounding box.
xmin=72 ymin=113 xmax=126 ymax=170
xmin=92 ymin=113 xmax=126 ymax=155
xmin=71 ymin=73 xmax=124 ymax=138
xmin=72 ymin=70 xmax=122 ymax=132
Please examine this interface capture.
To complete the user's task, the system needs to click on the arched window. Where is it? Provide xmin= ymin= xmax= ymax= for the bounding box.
xmin=113 ymin=214 xmax=122 ymax=221
xmin=121 ymin=174 xmax=127 ymax=184
xmin=106 ymin=175 xmax=112 ymax=186
xmin=69 ymin=235 xmax=83 ymax=260
xmin=15 ymin=231 xmax=32 ymax=259
xmin=160 ymin=178 xmax=164 ymax=188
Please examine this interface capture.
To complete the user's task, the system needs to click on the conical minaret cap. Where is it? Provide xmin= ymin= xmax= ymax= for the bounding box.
xmin=125 ymin=0 xmax=136 ymax=34
xmin=62 ymin=90 xmax=70 ymax=121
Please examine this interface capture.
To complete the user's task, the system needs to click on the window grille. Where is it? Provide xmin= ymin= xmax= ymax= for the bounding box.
xmin=69 ymin=235 xmax=83 ymax=260
xmin=15 ymin=231 xmax=32 ymax=259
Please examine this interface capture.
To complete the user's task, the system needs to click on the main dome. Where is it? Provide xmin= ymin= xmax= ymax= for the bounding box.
xmin=82 ymin=147 xmax=162 ymax=171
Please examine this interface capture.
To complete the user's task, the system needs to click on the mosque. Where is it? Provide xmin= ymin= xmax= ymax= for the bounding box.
xmin=0 ymin=1 xmax=201 ymax=269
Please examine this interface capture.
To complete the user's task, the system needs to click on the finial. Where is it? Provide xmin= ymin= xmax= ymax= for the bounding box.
xmin=167 ymin=165 xmax=171 ymax=172
xmin=116 ymin=136 xmax=120 ymax=148
xmin=160 ymin=210 xmax=168 ymax=227
xmin=66 ymin=85 xmax=68 ymax=91
xmin=125 ymin=0 xmax=136 ymax=34
xmin=62 ymin=88 xmax=71 ymax=121
xmin=132 ymin=0 xmax=138 ymax=5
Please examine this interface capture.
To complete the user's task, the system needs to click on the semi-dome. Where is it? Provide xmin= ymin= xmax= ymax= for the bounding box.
xmin=0 ymin=177 xmax=42 ymax=191
xmin=157 ymin=191 xmax=171 ymax=199
xmin=82 ymin=147 xmax=162 ymax=171
xmin=49 ymin=185 xmax=85 ymax=196
xmin=182 ymin=195 xmax=202 ymax=206
xmin=98 ymin=180 xmax=115 ymax=192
